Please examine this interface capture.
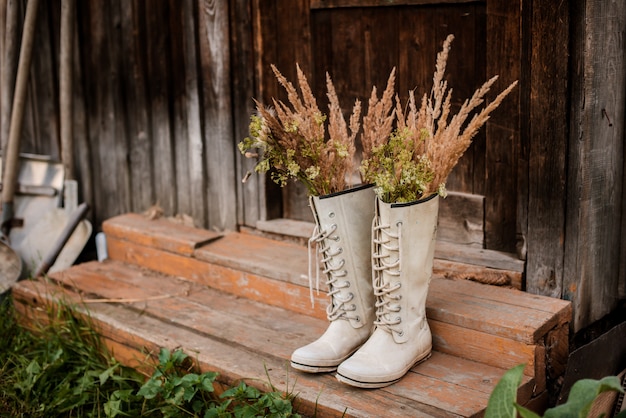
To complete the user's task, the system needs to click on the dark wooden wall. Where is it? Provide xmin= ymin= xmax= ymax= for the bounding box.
xmin=0 ymin=0 xmax=625 ymax=332
xmin=0 ymin=0 xmax=238 ymax=231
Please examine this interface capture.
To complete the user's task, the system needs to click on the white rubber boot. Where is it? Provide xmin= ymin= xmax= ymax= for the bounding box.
xmin=290 ymin=184 xmax=376 ymax=373
xmin=336 ymin=194 xmax=439 ymax=387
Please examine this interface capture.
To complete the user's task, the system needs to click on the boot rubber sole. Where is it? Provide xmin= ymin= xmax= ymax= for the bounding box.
xmin=335 ymin=352 xmax=432 ymax=388
xmin=290 ymin=361 xmax=338 ymax=373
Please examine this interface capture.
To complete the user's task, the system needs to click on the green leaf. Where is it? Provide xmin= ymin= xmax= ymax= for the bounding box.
xmin=544 ymin=376 xmax=623 ymax=418
xmin=137 ymin=378 xmax=163 ymax=400
xmin=200 ymin=373 xmax=218 ymax=392
xmin=484 ymin=364 xmax=526 ymax=418
xmin=104 ymin=398 xmax=121 ymax=417
xmin=158 ymin=347 xmax=171 ymax=366
xmin=171 ymin=349 xmax=188 ymax=366
xmin=99 ymin=363 xmax=119 ymax=386
xmin=515 ymin=403 xmax=542 ymax=418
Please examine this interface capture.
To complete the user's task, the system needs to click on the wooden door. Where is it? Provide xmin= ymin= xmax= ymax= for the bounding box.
xmin=251 ymin=0 xmax=522 ymax=255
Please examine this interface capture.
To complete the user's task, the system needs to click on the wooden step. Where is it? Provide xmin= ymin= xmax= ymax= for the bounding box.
xmin=12 ymin=213 xmax=572 ymax=417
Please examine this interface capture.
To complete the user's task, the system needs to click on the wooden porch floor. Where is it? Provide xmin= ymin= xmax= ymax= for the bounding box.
xmin=12 ymin=213 xmax=572 ymax=417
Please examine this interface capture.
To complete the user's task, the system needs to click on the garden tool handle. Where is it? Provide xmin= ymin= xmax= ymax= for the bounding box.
xmin=1 ymin=0 xmax=39 ymax=232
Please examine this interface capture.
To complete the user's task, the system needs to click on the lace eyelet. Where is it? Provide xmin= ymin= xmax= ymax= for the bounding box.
xmin=344 ymin=281 xmax=350 ymax=287
xmin=397 ymin=330 xmax=404 ymax=337
xmin=355 ymin=316 xmax=361 ymax=322
xmin=329 ymin=212 xmax=335 ymax=218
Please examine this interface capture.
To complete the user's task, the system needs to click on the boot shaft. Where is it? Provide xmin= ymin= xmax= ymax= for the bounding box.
xmin=373 ymin=194 xmax=439 ymax=342
xmin=310 ymin=184 xmax=376 ymax=328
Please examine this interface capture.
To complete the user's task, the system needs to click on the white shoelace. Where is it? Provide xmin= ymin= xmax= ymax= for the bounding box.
xmin=307 ymin=223 xmax=357 ymax=321
xmin=372 ymin=216 xmax=404 ymax=336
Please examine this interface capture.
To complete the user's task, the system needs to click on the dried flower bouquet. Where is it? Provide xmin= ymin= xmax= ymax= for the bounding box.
xmin=239 ymin=64 xmax=361 ymax=196
xmin=239 ymin=34 xmax=518 ymax=202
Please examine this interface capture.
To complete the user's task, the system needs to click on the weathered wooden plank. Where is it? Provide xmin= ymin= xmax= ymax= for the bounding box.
xmin=14 ymin=276 xmax=512 ymax=418
xmin=524 ymin=0 xmax=568 ymax=300
xmin=230 ymin=0 xmax=262 ymax=227
xmin=430 ymin=320 xmax=536 ymax=377
xmin=83 ymin=0 xmax=135 ymax=221
xmin=435 ymin=259 xmax=522 ymax=289
xmin=435 ymin=240 xmax=524 ymax=272
xmin=72 ymin=1 xmax=94 ymax=215
xmin=427 ymin=286 xmax=559 ymax=344
xmin=118 ymin=0 xmax=154 ymax=214
xmin=438 ymin=191 xmax=484 ymax=247
xmin=24 ymin=0 xmax=59 ymax=157
xmin=106 ymin=236 xmax=329 ymax=319
xmin=50 ymin=261 xmax=326 ymax=362
xmin=254 ymin=216 xmax=521 ymax=271
xmin=563 ymin=0 xmax=626 ymax=331
xmin=411 ymin=351 xmax=534 ymax=399
xmin=168 ymin=1 xmax=193 ymax=220
xmin=107 ymin=235 xmax=543 ymax=377
xmin=181 ymin=0 xmax=207 ymax=226
xmin=58 ymin=262 xmax=536 ymax=417
xmin=198 ymin=0 xmax=237 ymax=231
xmin=194 ymin=232 xmax=310 ymax=284
xmin=430 ymin=4 xmax=485 ymax=195
xmin=103 ymin=212 xmax=221 ymax=255
xmin=110 ymin=0 xmax=133 ymax=213
xmin=484 ymin=0 xmax=521 ymax=253
xmin=311 ymin=0 xmax=480 ymax=8
xmin=145 ymin=0 xmax=175 ymax=216
xmin=273 ymin=0 xmax=315 ymax=222
xmin=105 ymin=218 xmax=567 ymax=344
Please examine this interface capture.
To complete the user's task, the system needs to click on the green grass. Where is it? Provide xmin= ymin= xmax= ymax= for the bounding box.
xmin=0 ymin=294 xmax=301 ymax=418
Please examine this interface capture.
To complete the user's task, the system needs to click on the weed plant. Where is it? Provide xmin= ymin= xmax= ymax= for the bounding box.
xmin=0 ymin=296 xmax=300 ymax=418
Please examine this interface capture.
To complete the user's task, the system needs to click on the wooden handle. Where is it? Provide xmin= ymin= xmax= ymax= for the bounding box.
xmin=60 ymin=0 xmax=75 ymax=179
xmin=1 ymin=0 xmax=39 ymax=208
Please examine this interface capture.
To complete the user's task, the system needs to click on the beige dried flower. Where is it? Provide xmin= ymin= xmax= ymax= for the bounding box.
xmin=239 ymin=64 xmax=362 ymax=196
xmin=362 ymin=34 xmax=518 ymax=202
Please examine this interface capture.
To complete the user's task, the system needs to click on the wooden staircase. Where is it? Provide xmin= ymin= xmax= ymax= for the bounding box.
xmin=12 ymin=213 xmax=572 ymax=417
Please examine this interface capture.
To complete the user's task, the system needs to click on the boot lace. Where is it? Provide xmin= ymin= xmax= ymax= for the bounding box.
xmin=372 ymin=215 xmax=404 ymax=337
xmin=308 ymin=223 xmax=359 ymax=322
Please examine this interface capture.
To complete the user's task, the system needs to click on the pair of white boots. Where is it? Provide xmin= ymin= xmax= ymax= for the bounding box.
xmin=290 ymin=184 xmax=439 ymax=388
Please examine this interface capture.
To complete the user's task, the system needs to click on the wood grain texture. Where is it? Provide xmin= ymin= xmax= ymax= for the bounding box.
xmin=484 ymin=0 xmax=521 ymax=253
xmin=438 ymin=191 xmax=484 ymax=247
xmin=183 ymin=0 xmax=208 ymax=226
xmin=311 ymin=0 xmax=480 ymax=8
xmin=81 ymin=0 xmax=128 ymax=222
xmin=230 ymin=0 xmax=262 ymax=227
xmin=13 ymin=264 xmax=539 ymax=418
xmin=104 ymin=213 xmax=568 ymax=343
xmin=563 ymin=0 xmax=626 ymax=331
xmin=169 ymin=1 xmax=193 ymax=221
xmin=106 ymin=236 xmax=329 ymax=319
xmin=523 ymin=0 xmax=569 ymax=300
xmin=145 ymin=0 xmax=175 ymax=216
xmin=198 ymin=0 xmax=237 ymax=231
xmin=103 ymin=212 xmax=222 ymax=255
xmin=104 ymin=231 xmax=569 ymax=393
xmin=120 ymin=0 xmax=154 ymax=214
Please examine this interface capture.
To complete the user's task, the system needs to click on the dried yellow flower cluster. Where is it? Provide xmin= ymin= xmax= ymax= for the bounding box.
xmin=240 ymin=35 xmax=517 ymax=202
